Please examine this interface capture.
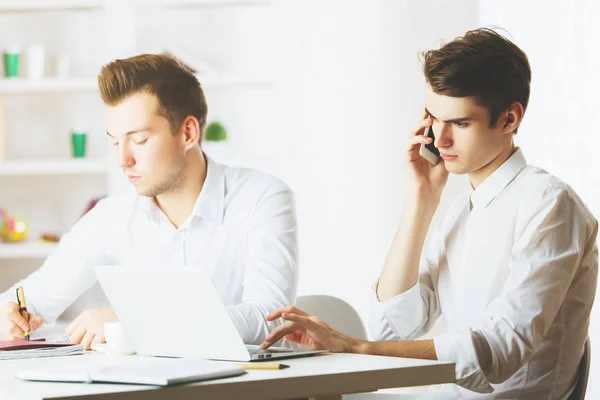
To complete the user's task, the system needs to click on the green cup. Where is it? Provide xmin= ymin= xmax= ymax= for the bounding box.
xmin=71 ymin=132 xmax=87 ymax=158
xmin=3 ymin=47 xmax=20 ymax=78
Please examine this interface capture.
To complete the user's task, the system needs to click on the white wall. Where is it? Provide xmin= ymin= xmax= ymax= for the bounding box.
xmin=272 ymin=0 xmax=477 ymax=326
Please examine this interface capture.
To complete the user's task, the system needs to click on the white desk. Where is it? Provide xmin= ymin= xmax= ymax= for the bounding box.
xmin=0 ymin=352 xmax=454 ymax=400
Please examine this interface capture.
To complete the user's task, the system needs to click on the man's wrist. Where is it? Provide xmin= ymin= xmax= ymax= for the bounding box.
xmin=405 ymin=187 xmax=442 ymax=210
xmin=350 ymin=339 xmax=371 ymax=355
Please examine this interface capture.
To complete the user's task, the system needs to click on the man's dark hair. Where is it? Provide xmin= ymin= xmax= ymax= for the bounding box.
xmin=422 ymin=28 xmax=531 ymax=133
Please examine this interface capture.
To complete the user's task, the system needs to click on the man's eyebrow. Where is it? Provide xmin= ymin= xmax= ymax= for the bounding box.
xmin=424 ymin=108 xmax=473 ymax=123
xmin=105 ymin=128 xmax=149 ymax=138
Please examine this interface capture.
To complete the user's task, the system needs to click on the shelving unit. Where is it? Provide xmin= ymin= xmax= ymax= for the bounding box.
xmin=0 ymin=0 xmax=273 ymax=264
xmin=0 ymin=0 xmax=269 ymax=13
xmin=0 ymin=159 xmax=109 ymax=176
xmin=132 ymin=0 xmax=269 ymax=8
xmin=0 ymin=242 xmax=58 ymax=259
xmin=0 ymin=75 xmax=271 ymax=95
xmin=0 ymin=78 xmax=98 ymax=94
xmin=0 ymin=1 xmax=103 ymax=12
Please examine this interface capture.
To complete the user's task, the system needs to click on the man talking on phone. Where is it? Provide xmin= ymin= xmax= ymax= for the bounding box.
xmin=260 ymin=28 xmax=598 ymax=399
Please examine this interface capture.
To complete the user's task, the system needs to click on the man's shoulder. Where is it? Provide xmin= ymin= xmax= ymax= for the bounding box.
xmin=518 ymin=165 xmax=578 ymax=203
xmin=221 ymin=163 xmax=293 ymax=198
xmin=84 ymin=191 xmax=143 ymax=220
xmin=517 ymin=165 xmax=596 ymax=223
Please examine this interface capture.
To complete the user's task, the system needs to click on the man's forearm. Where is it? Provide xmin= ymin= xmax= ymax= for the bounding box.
xmin=377 ymin=194 xmax=439 ymax=302
xmin=353 ymin=338 xmax=438 ymax=360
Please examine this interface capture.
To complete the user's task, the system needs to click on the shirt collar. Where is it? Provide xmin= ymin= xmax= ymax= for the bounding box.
xmin=190 ymin=154 xmax=225 ymax=222
xmin=138 ymin=153 xmax=225 ymax=223
xmin=470 ymin=148 xmax=527 ymax=210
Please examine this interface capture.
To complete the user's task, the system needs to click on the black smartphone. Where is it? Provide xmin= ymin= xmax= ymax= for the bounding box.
xmin=419 ymin=124 xmax=440 ymax=165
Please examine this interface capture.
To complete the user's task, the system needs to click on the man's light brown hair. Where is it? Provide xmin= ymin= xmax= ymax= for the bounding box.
xmin=422 ymin=28 xmax=531 ymax=134
xmin=98 ymin=53 xmax=208 ymax=141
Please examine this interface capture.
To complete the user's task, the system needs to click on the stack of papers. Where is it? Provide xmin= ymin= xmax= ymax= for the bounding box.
xmin=0 ymin=340 xmax=84 ymax=360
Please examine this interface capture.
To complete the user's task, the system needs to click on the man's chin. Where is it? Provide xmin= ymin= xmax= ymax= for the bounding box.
xmin=132 ymin=186 xmax=152 ymax=197
xmin=443 ymin=163 xmax=466 ymax=175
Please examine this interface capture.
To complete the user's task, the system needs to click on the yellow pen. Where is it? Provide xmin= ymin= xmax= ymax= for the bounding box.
xmin=235 ymin=363 xmax=289 ymax=370
xmin=16 ymin=286 xmax=30 ymax=340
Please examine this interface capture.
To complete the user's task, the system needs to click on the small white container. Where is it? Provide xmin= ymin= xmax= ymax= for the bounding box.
xmin=55 ymin=54 xmax=71 ymax=78
xmin=27 ymin=45 xmax=45 ymax=80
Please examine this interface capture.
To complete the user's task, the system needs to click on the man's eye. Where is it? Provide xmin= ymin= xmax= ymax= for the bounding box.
xmin=112 ymin=142 xmax=119 ymax=147
xmin=133 ymin=139 xmax=148 ymax=145
xmin=455 ymin=122 xmax=468 ymax=128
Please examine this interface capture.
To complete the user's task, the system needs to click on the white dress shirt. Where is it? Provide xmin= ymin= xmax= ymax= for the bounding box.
xmin=0 ymin=156 xmax=298 ymax=345
xmin=369 ymin=149 xmax=598 ymax=399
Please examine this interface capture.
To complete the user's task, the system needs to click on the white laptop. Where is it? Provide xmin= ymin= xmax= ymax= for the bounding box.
xmin=94 ymin=265 xmax=325 ymax=362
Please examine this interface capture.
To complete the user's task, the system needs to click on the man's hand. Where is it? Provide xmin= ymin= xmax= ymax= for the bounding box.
xmin=260 ymin=306 xmax=363 ymax=353
xmin=406 ymin=114 xmax=449 ymax=199
xmin=66 ymin=308 xmax=117 ymax=350
xmin=0 ymin=302 xmax=43 ymax=340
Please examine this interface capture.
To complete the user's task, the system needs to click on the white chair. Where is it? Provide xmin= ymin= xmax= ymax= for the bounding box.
xmin=295 ymin=296 xmax=418 ymax=399
xmin=569 ymin=337 xmax=591 ymax=400
xmin=295 ymin=295 xmax=368 ymax=340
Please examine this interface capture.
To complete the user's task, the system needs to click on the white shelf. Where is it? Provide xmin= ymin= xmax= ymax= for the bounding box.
xmin=0 ymin=242 xmax=57 ymax=259
xmin=0 ymin=76 xmax=271 ymax=94
xmin=136 ymin=0 xmax=269 ymax=7
xmin=0 ymin=1 xmax=103 ymax=12
xmin=196 ymin=74 xmax=273 ymax=88
xmin=0 ymin=159 xmax=109 ymax=176
xmin=0 ymin=0 xmax=269 ymax=12
xmin=0 ymin=78 xmax=98 ymax=94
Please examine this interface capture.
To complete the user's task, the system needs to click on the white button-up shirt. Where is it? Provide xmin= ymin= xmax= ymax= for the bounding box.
xmin=0 ymin=156 xmax=298 ymax=345
xmin=370 ymin=149 xmax=598 ymax=399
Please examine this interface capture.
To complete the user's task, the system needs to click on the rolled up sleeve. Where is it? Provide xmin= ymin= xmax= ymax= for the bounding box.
xmin=368 ymin=230 xmax=444 ymax=341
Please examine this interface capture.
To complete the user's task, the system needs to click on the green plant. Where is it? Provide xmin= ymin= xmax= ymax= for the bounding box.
xmin=204 ymin=121 xmax=228 ymax=142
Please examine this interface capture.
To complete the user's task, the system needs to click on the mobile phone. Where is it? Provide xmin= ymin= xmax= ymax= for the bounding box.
xmin=419 ymin=124 xmax=440 ymax=165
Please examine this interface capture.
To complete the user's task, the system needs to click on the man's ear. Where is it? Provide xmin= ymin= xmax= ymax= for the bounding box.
xmin=502 ymin=102 xmax=524 ymax=135
xmin=180 ymin=116 xmax=201 ymax=149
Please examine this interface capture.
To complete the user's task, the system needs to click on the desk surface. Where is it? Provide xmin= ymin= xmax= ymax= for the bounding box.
xmin=0 ymin=352 xmax=454 ymax=400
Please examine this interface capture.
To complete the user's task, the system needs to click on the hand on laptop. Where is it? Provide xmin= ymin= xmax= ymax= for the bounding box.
xmin=0 ymin=302 xmax=43 ymax=340
xmin=66 ymin=308 xmax=117 ymax=350
xmin=260 ymin=306 xmax=361 ymax=353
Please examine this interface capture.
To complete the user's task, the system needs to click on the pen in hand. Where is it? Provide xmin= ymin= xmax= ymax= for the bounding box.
xmin=16 ymin=286 xmax=30 ymax=341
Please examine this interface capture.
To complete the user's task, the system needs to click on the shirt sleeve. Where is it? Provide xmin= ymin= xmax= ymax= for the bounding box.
xmin=225 ymin=182 xmax=299 ymax=346
xmin=434 ymin=189 xmax=598 ymax=393
xmin=368 ymin=229 xmax=443 ymax=341
xmin=0 ymin=198 xmax=114 ymax=324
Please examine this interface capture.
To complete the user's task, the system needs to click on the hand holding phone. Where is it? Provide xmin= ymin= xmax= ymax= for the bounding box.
xmin=419 ymin=124 xmax=440 ymax=165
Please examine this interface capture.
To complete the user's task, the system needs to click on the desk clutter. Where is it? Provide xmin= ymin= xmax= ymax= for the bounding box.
xmin=0 ymin=340 xmax=83 ymax=360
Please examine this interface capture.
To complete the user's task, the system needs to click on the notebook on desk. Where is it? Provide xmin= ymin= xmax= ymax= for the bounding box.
xmin=17 ymin=356 xmax=245 ymax=386
xmin=0 ymin=340 xmax=83 ymax=360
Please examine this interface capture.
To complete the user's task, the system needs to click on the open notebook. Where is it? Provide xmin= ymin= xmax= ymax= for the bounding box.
xmin=0 ymin=340 xmax=83 ymax=360
xmin=17 ymin=357 xmax=246 ymax=386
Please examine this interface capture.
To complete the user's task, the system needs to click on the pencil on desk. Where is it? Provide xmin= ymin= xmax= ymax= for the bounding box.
xmin=236 ymin=363 xmax=289 ymax=370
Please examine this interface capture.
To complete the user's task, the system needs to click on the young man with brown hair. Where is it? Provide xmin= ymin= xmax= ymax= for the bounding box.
xmin=0 ymin=54 xmax=298 ymax=350
xmin=261 ymin=28 xmax=598 ymax=398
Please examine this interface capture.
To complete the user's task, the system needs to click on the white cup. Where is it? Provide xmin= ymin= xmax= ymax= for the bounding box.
xmin=103 ymin=322 xmax=135 ymax=354
xmin=27 ymin=45 xmax=45 ymax=80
